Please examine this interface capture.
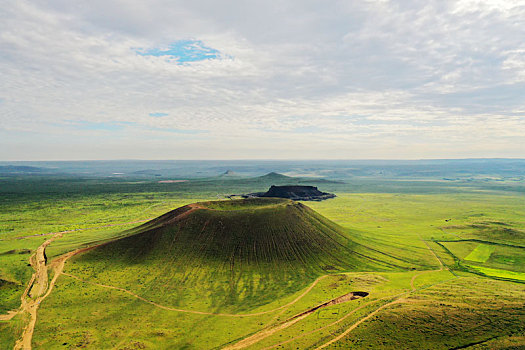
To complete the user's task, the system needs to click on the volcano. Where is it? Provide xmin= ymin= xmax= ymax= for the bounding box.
xmin=69 ymin=198 xmax=398 ymax=312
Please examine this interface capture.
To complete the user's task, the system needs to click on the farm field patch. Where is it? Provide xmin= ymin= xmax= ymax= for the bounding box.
xmin=465 ymin=244 xmax=495 ymax=262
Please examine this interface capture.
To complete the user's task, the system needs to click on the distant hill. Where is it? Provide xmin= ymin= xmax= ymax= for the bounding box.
xmin=131 ymin=169 xmax=162 ymax=176
xmin=0 ymin=165 xmax=49 ymax=174
xmin=256 ymin=171 xmax=292 ymax=180
xmin=68 ymin=198 xmax=402 ymax=313
xmin=218 ymin=169 xmax=241 ymax=178
xmin=256 ymin=172 xmax=344 ymax=184
xmin=196 ymin=171 xmax=344 ymax=185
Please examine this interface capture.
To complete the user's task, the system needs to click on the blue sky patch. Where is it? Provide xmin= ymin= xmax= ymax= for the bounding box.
xmin=71 ymin=121 xmax=129 ymax=131
xmin=149 ymin=112 xmax=169 ymax=117
xmin=137 ymin=40 xmax=221 ymax=63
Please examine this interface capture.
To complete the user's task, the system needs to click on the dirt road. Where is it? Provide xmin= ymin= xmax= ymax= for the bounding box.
xmin=223 ymin=292 xmax=368 ymax=350
xmin=13 ymin=238 xmax=99 ymax=350
xmin=28 ymin=235 xmax=60 ymax=298
xmin=314 ymin=298 xmax=406 ymax=349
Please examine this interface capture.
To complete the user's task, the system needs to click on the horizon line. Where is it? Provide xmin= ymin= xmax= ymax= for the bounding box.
xmin=1 ymin=157 xmax=525 ymax=162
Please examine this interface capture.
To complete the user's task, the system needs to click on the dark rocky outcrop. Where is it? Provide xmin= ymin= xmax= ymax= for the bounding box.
xmin=244 ymin=185 xmax=336 ymax=201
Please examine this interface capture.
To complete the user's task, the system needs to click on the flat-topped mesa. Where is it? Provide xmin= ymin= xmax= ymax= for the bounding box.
xmin=245 ymin=185 xmax=336 ymax=201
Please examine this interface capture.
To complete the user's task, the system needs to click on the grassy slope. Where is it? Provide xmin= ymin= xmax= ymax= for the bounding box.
xmin=66 ymin=198 xmax=403 ymax=313
xmin=340 ymin=276 xmax=525 ymax=349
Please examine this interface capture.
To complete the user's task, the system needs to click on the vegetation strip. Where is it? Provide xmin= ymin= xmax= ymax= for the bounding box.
xmin=437 ymin=239 xmax=525 ymax=249
xmin=8 ymin=219 xmax=153 ymax=241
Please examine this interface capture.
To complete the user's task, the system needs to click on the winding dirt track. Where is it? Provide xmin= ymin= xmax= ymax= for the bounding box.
xmin=12 ymin=233 xmax=62 ymax=349
xmin=13 ymin=240 xmax=100 ymax=350
xmin=314 ymin=298 xmax=407 ymax=349
xmin=223 ymin=292 xmax=368 ymax=350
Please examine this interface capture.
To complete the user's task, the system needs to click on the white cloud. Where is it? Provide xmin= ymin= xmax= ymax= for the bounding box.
xmin=453 ymin=0 xmax=525 ymax=13
xmin=0 ymin=0 xmax=524 ymax=160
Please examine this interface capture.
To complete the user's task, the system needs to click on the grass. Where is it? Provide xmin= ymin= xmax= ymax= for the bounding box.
xmin=342 ymin=276 xmax=525 ymax=349
xmin=466 ymin=265 xmax=525 ymax=282
xmin=1 ymin=174 xmax=525 ymax=349
xmin=465 ymin=244 xmax=495 ymax=262
xmin=438 ymin=238 xmax=525 ymax=283
xmin=0 ymin=313 xmax=27 ymax=349
xmin=66 ymin=198 xmax=405 ymax=314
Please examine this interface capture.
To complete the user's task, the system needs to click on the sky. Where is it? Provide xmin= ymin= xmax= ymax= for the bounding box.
xmin=1 ymin=0 xmax=525 ymax=160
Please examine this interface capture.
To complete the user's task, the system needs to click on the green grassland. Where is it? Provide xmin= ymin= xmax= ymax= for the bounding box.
xmin=465 ymin=244 xmax=495 ymax=262
xmin=0 ymin=313 xmax=27 ymax=349
xmin=1 ymin=174 xmax=525 ymax=349
xmin=344 ymin=276 xmax=525 ymax=349
xmin=467 ymin=266 xmax=525 ymax=282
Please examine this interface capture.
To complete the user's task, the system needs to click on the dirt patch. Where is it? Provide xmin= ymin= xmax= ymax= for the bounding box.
xmin=157 ymin=180 xmax=188 ymax=183
xmin=300 ymin=291 xmax=369 ymax=315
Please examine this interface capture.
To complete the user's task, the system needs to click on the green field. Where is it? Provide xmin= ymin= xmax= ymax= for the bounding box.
xmin=467 ymin=266 xmax=525 ymax=282
xmin=1 ymin=169 xmax=525 ymax=349
xmin=465 ymin=244 xmax=495 ymax=262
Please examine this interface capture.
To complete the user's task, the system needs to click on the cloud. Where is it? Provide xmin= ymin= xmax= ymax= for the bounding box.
xmin=70 ymin=121 xmax=127 ymax=131
xmin=0 ymin=0 xmax=524 ymax=160
xmin=146 ymin=126 xmax=207 ymax=134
